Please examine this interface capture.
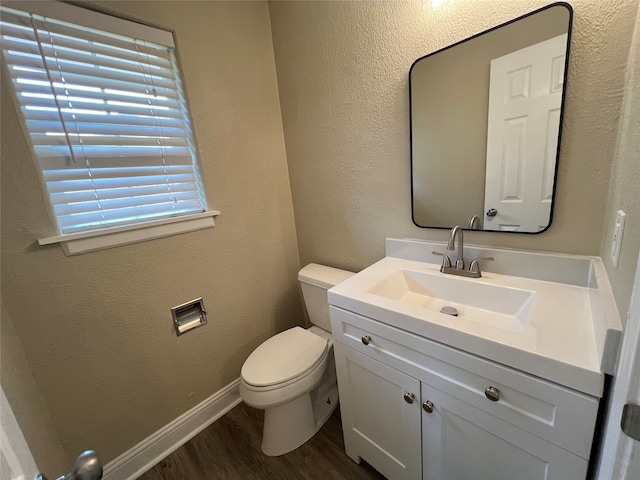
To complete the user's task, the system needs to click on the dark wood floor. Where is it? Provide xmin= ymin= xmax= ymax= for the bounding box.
xmin=138 ymin=402 xmax=386 ymax=479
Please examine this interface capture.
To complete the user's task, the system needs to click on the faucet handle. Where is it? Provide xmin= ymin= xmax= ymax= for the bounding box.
xmin=432 ymin=251 xmax=452 ymax=272
xmin=469 ymin=257 xmax=494 ymax=275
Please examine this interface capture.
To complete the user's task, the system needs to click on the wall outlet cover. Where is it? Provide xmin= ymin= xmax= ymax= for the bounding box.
xmin=610 ymin=210 xmax=626 ymax=267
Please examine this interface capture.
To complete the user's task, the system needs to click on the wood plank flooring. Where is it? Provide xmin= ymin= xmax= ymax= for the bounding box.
xmin=138 ymin=402 xmax=386 ymax=479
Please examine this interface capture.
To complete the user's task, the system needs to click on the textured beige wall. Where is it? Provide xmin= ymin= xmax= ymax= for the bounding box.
xmin=599 ymin=6 xmax=640 ymax=323
xmin=270 ymin=0 xmax=638 ymax=273
xmin=1 ymin=0 xmax=300 ymax=463
xmin=1 ymin=302 xmax=70 ymax=477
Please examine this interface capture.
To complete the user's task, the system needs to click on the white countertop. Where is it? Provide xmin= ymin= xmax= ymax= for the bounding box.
xmin=328 ymin=246 xmax=621 ymax=398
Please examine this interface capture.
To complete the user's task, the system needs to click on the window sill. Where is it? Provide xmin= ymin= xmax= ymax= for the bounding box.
xmin=38 ymin=211 xmax=220 ymax=256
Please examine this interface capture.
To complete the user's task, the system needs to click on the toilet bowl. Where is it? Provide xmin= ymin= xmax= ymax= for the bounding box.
xmin=239 ymin=264 xmax=354 ymax=456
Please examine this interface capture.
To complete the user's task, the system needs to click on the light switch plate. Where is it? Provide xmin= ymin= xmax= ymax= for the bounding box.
xmin=610 ymin=210 xmax=626 ymax=267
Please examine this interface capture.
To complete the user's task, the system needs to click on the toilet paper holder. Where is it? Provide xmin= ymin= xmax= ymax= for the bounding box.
xmin=172 ymin=297 xmax=208 ymax=336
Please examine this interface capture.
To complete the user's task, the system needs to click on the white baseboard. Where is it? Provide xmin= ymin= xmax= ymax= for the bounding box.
xmin=103 ymin=379 xmax=242 ymax=480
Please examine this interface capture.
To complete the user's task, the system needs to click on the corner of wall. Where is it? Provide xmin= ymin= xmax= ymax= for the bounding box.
xmin=598 ymin=2 xmax=640 ymax=325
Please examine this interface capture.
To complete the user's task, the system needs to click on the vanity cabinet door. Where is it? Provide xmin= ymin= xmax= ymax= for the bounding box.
xmin=334 ymin=343 xmax=421 ymax=480
xmin=421 ymin=382 xmax=588 ymax=480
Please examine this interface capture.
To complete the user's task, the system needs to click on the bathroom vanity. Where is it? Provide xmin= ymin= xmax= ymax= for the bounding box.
xmin=328 ymin=238 xmax=622 ymax=480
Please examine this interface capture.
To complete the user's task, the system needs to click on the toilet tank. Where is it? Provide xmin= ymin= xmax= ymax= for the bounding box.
xmin=298 ymin=264 xmax=354 ymax=332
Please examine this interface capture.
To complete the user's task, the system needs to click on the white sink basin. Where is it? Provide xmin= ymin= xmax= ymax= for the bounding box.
xmin=328 ymin=241 xmax=623 ymax=398
xmin=368 ymin=269 xmax=536 ymax=334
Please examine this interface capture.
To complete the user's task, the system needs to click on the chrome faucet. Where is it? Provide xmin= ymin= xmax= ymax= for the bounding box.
xmin=468 ymin=215 xmax=481 ymax=230
xmin=432 ymin=225 xmax=494 ymax=278
xmin=447 ymin=225 xmax=465 ymax=270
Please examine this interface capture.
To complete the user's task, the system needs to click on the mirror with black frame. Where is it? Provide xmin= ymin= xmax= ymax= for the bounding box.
xmin=410 ymin=3 xmax=573 ymax=233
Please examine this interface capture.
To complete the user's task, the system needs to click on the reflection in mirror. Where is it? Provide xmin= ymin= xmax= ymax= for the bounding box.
xmin=410 ymin=3 xmax=573 ymax=233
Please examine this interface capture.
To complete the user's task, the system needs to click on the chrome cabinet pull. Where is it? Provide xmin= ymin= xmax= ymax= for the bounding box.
xmin=423 ymin=400 xmax=434 ymax=413
xmin=361 ymin=335 xmax=372 ymax=345
xmin=404 ymin=392 xmax=415 ymax=404
xmin=486 ymin=208 xmax=498 ymax=217
xmin=485 ymin=386 xmax=500 ymax=402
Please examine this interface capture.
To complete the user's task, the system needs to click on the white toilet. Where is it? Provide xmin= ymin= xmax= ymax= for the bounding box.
xmin=239 ymin=263 xmax=354 ymax=456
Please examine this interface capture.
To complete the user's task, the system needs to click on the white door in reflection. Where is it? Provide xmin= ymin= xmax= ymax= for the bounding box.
xmin=483 ymin=34 xmax=567 ymax=232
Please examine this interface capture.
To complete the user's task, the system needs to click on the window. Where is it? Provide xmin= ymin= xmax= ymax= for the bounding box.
xmin=0 ymin=2 xmax=218 ymax=254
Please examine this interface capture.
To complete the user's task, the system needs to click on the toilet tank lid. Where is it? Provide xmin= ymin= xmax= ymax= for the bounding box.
xmin=298 ymin=263 xmax=354 ymax=289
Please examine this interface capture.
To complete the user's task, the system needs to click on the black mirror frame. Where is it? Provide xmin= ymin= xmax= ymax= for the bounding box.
xmin=409 ymin=2 xmax=574 ymax=234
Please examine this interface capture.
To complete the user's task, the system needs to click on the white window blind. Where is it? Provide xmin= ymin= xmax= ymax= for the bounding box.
xmin=1 ymin=4 xmax=208 ymax=235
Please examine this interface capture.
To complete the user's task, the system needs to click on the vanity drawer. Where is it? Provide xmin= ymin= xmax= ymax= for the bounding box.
xmin=330 ymin=306 xmax=600 ymax=459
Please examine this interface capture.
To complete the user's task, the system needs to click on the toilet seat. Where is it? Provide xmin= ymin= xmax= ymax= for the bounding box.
xmin=241 ymin=327 xmax=328 ymax=389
